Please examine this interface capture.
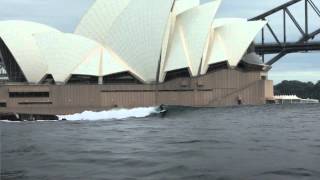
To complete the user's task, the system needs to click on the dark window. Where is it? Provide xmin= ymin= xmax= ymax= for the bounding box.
xmin=164 ymin=68 xmax=191 ymax=82
xmin=18 ymin=102 xmax=52 ymax=105
xmin=207 ymin=61 xmax=229 ymax=73
xmin=0 ymin=58 xmax=8 ymax=78
xmin=0 ymin=38 xmax=27 ymax=82
xmin=238 ymin=61 xmax=264 ymax=71
xmin=104 ymin=72 xmax=142 ymax=84
xmin=9 ymin=92 xmax=50 ymax=98
xmin=68 ymin=75 xmax=98 ymax=84
xmin=41 ymin=74 xmax=55 ymax=84
xmin=0 ymin=102 xmax=7 ymax=107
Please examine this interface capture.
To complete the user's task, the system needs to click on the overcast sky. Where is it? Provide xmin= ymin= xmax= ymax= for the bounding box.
xmin=0 ymin=0 xmax=319 ymax=84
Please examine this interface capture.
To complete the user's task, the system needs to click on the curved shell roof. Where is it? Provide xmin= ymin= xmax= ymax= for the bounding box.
xmin=75 ymin=0 xmax=131 ymax=44
xmin=0 ymin=20 xmax=60 ymax=83
xmin=0 ymin=1 xmax=267 ymax=84
xmin=76 ymin=0 xmax=266 ymax=83
xmin=76 ymin=0 xmax=175 ymax=83
xmin=35 ymin=32 xmax=102 ymax=83
xmin=173 ymin=0 xmax=200 ymax=15
xmin=0 ymin=20 xmax=131 ymax=84
xmin=162 ymin=0 xmax=221 ymax=81
xmin=201 ymin=18 xmax=267 ymax=74
xmin=34 ymin=32 xmax=130 ymax=83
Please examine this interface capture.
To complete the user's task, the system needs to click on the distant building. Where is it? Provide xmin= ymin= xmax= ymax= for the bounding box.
xmin=0 ymin=0 xmax=274 ymax=120
xmin=274 ymin=95 xmax=319 ymax=104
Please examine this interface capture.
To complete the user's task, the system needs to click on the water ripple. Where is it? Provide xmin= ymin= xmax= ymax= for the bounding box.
xmin=259 ymin=168 xmax=320 ymax=178
xmin=168 ymin=139 xmax=232 ymax=145
xmin=2 ymin=104 xmax=320 ymax=180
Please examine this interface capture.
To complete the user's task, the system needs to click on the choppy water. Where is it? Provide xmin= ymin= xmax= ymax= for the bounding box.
xmin=1 ymin=104 xmax=320 ymax=180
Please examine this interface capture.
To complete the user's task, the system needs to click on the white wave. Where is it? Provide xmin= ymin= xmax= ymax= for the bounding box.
xmin=36 ymin=120 xmax=59 ymax=122
xmin=0 ymin=120 xmax=22 ymax=123
xmin=1 ymin=120 xmax=58 ymax=123
xmin=58 ymin=107 xmax=159 ymax=121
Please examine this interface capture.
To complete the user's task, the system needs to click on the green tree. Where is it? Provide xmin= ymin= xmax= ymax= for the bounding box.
xmin=274 ymin=80 xmax=320 ymax=100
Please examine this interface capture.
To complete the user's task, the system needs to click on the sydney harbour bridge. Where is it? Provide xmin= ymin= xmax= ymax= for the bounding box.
xmin=251 ymin=0 xmax=320 ymax=65
xmin=0 ymin=0 xmax=319 ymax=78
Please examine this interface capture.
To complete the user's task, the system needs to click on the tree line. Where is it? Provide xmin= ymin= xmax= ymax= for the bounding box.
xmin=274 ymin=80 xmax=320 ymax=100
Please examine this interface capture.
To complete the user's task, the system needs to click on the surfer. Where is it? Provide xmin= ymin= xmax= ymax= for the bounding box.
xmin=159 ymin=104 xmax=167 ymax=118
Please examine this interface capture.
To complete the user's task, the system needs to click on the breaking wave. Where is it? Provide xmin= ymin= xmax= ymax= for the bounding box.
xmin=0 ymin=120 xmax=21 ymax=123
xmin=58 ymin=107 xmax=159 ymax=121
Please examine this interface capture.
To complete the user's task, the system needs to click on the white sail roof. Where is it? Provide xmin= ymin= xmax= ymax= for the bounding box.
xmin=75 ymin=0 xmax=131 ymax=44
xmin=162 ymin=0 xmax=221 ymax=81
xmin=0 ymin=20 xmax=60 ymax=83
xmin=201 ymin=18 xmax=267 ymax=74
xmin=72 ymin=47 xmax=131 ymax=77
xmin=0 ymin=2 xmax=267 ymax=85
xmin=34 ymin=32 xmax=129 ymax=83
xmin=173 ymin=0 xmax=200 ymax=15
xmin=164 ymin=23 xmax=190 ymax=72
xmin=76 ymin=0 xmax=175 ymax=83
xmin=159 ymin=13 xmax=176 ymax=83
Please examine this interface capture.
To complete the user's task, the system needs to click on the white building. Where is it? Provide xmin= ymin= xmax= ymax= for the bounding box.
xmin=274 ymin=95 xmax=319 ymax=104
xmin=1 ymin=0 xmax=267 ymax=85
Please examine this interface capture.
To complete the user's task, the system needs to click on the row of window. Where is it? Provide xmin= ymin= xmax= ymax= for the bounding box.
xmin=18 ymin=102 xmax=52 ymax=105
xmin=41 ymin=73 xmax=142 ymax=85
xmin=9 ymin=92 xmax=50 ymax=98
xmin=0 ymin=101 xmax=53 ymax=108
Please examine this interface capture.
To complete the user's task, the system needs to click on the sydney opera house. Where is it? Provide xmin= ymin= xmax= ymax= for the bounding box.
xmin=0 ymin=0 xmax=274 ymax=120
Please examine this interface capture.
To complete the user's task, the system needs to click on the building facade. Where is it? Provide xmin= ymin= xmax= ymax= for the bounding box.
xmin=0 ymin=0 xmax=274 ymax=120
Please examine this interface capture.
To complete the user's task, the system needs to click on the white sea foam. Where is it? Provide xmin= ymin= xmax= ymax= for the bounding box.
xmin=58 ymin=107 xmax=159 ymax=121
xmin=1 ymin=120 xmax=59 ymax=123
xmin=0 ymin=120 xmax=21 ymax=123
xmin=36 ymin=120 xmax=59 ymax=122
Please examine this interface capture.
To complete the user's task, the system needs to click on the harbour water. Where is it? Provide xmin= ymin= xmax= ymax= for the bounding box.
xmin=1 ymin=104 xmax=320 ymax=180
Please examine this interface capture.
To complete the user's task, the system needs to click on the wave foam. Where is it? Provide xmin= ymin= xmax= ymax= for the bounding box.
xmin=0 ymin=120 xmax=20 ymax=123
xmin=58 ymin=107 xmax=158 ymax=121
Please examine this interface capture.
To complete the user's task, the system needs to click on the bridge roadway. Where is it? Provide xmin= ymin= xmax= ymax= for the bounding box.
xmin=255 ymin=42 xmax=320 ymax=54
